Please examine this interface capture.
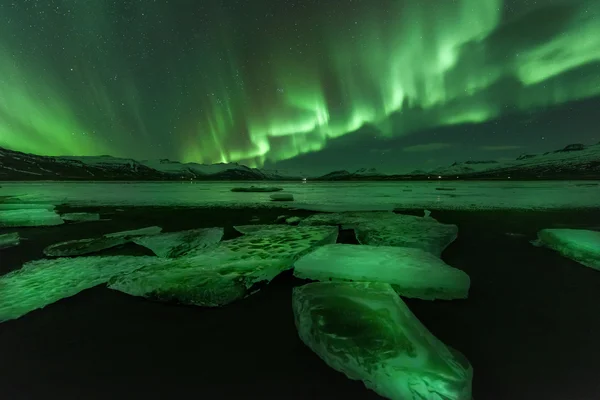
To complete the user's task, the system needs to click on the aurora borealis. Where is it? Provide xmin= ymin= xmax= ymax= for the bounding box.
xmin=0 ymin=0 xmax=599 ymax=170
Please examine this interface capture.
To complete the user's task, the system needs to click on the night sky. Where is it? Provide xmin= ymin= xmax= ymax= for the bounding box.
xmin=0 ymin=0 xmax=599 ymax=174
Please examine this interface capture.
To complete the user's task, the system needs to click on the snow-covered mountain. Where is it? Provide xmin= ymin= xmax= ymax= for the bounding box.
xmin=0 ymin=147 xmax=287 ymax=181
xmin=427 ymin=143 xmax=600 ymax=179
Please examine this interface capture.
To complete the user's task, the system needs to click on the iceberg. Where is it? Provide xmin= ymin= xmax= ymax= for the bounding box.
xmin=0 ymin=208 xmax=64 ymax=227
xmin=43 ymin=226 xmax=162 ymax=257
xmin=61 ymin=212 xmax=101 ymax=222
xmin=0 ymin=256 xmax=165 ymax=322
xmin=535 ymin=229 xmax=600 ymax=271
xmin=300 ymin=212 xmax=457 ymax=256
xmin=109 ymin=225 xmax=338 ymax=307
xmin=133 ymin=227 xmax=224 ymax=258
xmin=0 ymin=232 xmax=20 ymax=250
xmin=294 ymin=244 xmax=470 ymax=300
xmin=293 ymin=281 xmax=473 ymax=400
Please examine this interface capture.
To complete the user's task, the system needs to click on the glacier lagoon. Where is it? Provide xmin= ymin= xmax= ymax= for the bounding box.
xmin=1 ymin=181 xmax=600 ymax=399
xmin=0 ymin=180 xmax=599 ymax=209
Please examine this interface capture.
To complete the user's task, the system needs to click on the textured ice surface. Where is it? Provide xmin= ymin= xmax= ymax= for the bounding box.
xmin=0 ymin=256 xmax=164 ymax=322
xmin=293 ymin=282 xmax=473 ymax=400
xmin=61 ymin=212 xmax=101 ymax=222
xmin=0 ymin=232 xmax=20 ymax=250
xmin=133 ymin=228 xmax=224 ymax=258
xmin=110 ymin=225 xmax=338 ymax=307
xmin=300 ymin=211 xmax=457 ymax=257
xmin=0 ymin=208 xmax=64 ymax=227
xmin=294 ymin=244 xmax=470 ymax=300
xmin=44 ymin=226 xmax=162 ymax=256
xmin=536 ymin=229 xmax=600 ymax=271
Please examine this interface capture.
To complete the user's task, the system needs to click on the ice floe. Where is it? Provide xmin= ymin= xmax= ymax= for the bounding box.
xmin=300 ymin=211 xmax=457 ymax=256
xmin=0 ymin=256 xmax=164 ymax=322
xmin=43 ymin=226 xmax=162 ymax=257
xmin=133 ymin=228 xmax=224 ymax=258
xmin=294 ymin=244 xmax=470 ymax=300
xmin=535 ymin=228 xmax=600 ymax=271
xmin=293 ymin=281 xmax=473 ymax=400
xmin=0 ymin=208 xmax=64 ymax=227
xmin=109 ymin=225 xmax=338 ymax=307
xmin=0 ymin=232 xmax=20 ymax=250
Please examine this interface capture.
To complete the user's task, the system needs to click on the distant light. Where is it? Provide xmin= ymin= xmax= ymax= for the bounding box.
xmin=438 ymin=176 xmax=442 ymax=179
xmin=508 ymin=176 xmax=511 ymax=179
xmin=456 ymin=176 xmax=459 ymax=179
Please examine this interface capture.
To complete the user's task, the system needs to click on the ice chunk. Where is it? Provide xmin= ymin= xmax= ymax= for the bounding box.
xmin=0 ymin=232 xmax=20 ymax=250
xmin=109 ymin=225 xmax=338 ymax=307
xmin=61 ymin=212 xmax=101 ymax=222
xmin=293 ymin=282 xmax=473 ymax=400
xmin=0 ymin=208 xmax=64 ymax=227
xmin=0 ymin=256 xmax=165 ymax=322
xmin=44 ymin=226 xmax=162 ymax=257
xmin=231 ymin=186 xmax=283 ymax=192
xmin=286 ymin=216 xmax=302 ymax=225
xmin=300 ymin=211 xmax=457 ymax=257
xmin=294 ymin=244 xmax=470 ymax=300
xmin=536 ymin=229 xmax=600 ymax=271
xmin=270 ymin=193 xmax=294 ymax=201
xmin=133 ymin=228 xmax=224 ymax=258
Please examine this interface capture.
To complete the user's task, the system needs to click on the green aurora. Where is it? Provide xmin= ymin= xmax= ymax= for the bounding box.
xmin=0 ymin=0 xmax=599 ymax=167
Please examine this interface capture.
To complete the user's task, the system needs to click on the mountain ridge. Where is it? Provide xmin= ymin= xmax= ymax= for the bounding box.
xmin=0 ymin=142 xmax=599 ymax=181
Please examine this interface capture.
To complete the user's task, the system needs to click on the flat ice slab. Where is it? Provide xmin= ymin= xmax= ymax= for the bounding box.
xmin=44 ymin=226 xmax=162 ymax=256
xmin=536 ymin=229 xmax=600 ymax=271
xmin=0 ymin=232 xmax=20 ymax=250
xmin=293 ymin=282 xmax=473 ymax=400
xmin=294 ymin=244 xmax=470 ymax=300
xmin=110 ymin=225 xmax=338 ymax=307
xmin=0 ymin=256 xmax=164 ymax=322
xmin=133 ymin=228 xmax=224 ymax=258
xmin=0 ymin=208 xmax=64 ymax=227
xmin=300 ymin=211 xmax=458 ymax=256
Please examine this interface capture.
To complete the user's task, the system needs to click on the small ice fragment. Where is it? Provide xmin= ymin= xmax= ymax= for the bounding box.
xmin=294 ymin=244 xmax=470 ymax=300
xmin=0 ymin=256 xmax=165 ymax=322
xmin=231 ymin=186 xmax=283 ymax=192
xmin=270 ymin=193 xmax=294 ymax=201
xmin=0 ymin=208 xmax=64 ymax=227
xmin=61 ymin=213 xmax=101 ymax=222
xmin=286 ymin=216 xmax=302 ymax=225
xmin=0 ymin=232 xmax=20 ymax=250
xmin=293 ymin=282 xmax=473 ymax=400
xmin=536 ymin=228 xmax=600 ymax=271
xmin=133 ymin=228 xmax=224 ymax=258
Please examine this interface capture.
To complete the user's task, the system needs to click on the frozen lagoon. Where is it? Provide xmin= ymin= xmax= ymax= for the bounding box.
xmin=1 ymin=180 xmax=598 ymax=210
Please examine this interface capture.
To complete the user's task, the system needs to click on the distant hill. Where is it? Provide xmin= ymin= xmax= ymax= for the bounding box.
xmin=0 ymin=142 xmax=598 ymax=181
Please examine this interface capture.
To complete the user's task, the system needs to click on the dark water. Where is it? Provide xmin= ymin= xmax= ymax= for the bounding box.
xmin=1 ymin=206 xmax=599 ymax=400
